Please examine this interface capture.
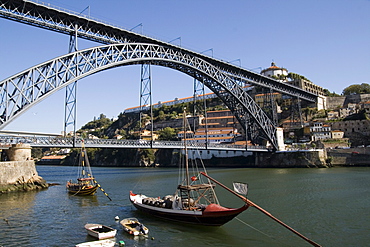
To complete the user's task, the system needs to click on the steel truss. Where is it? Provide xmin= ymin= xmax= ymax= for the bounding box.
xmin=0 ymin=135 xmax=269 ymax=151
xmin=0 ymin=43 xmax=280 ymax=149
xmin=0 ymin=0 xmax=317 ymax=102
xmin=64 ymin=28 xmax=78 ymax=137
xmin=139 ymin=64 xmax=153 ymax=142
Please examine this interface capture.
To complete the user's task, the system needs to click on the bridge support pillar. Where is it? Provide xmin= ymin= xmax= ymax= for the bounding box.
xmin=276 ymin=127 xmax=286 ymax=151
xmin=316 ymin=95 xmax=327 ymax=110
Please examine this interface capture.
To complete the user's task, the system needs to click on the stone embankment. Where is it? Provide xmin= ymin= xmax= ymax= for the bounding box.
xmin=255 ymin=149 xmax=329 ymax=168
xmin=327 ymin=147 xmax=370 ymax=166
xmin=0 ymin=144 xmax=49 ymax=193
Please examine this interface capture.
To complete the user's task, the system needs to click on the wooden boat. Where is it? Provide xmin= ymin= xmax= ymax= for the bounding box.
xmin=120 ymin=218 xmax=149 ymax=236
xmin=84 ymin=223 xmax=117 ymax=240
xmin=75 ymin=239 xmax=116 ymax=247
xmin=129 ymin=110 xmax=249 ymax=226
xmin=66 ymin=141 xmax=98 ymax=196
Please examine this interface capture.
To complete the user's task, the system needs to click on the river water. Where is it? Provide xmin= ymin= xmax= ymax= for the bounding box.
xmin=0 ymin=166 xmax=369 ymax=247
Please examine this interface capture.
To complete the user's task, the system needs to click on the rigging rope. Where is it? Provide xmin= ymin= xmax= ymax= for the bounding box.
xmin=235 ymin=217 xmax=273 ymax=238
xmin=235 ymin=217 xmax=293 ymax=247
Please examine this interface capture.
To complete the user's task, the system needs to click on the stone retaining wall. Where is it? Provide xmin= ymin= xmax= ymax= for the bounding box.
xmin=0 ymin=161 xmax=38 ymax=184
xmin=255 ymin=150 xmax=328 ymax=168
xmin=0 ymin=160 xmax=49 ymax=193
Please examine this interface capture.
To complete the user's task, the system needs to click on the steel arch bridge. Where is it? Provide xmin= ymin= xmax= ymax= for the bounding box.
xmin=0 ymin=0 xmax=319 ymax=151
xmin=0 ymin=43 xmax=281 ymax=148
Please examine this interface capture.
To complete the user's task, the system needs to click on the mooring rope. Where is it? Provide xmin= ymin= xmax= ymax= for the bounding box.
xmin=235 ymin=217 xmax=294 ymax=246
xmin=235 ymin=217 xmax=273 ymax=238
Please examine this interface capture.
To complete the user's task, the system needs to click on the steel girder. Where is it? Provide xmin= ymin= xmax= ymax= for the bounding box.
xmin=0 ymin=0 xmax=317 ymax=102
xmin=0 ymin=43 xmax=279 ymax=149
xmin=0 ymin=136 xmax=269 ymax=151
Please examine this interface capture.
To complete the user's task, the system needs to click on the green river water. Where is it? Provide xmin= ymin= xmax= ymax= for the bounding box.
xmin=0 ymin=166 xmax=369 ymax=247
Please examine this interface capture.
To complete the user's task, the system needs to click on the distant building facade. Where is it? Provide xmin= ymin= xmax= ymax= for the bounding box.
xmin=330 ymin=120 xmax=370 ymax=137
xmin=309 ymin=122 xmax=332 ymax=141
xmin=261 ymin=62 xmax=325 ymax=96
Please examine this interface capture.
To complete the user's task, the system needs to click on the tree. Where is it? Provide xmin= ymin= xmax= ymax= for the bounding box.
xmin=157 ymin=110 xmax=166 ymax=121
xmin=287 ymin=72 xmax=310 ymax=81
xmin=158 ymin=127 xmax=177 ymax=141
xmin=342 ymin=83 xmax=370 ymax=95
xmin=323 ymin=89 xmax=340 ymax=97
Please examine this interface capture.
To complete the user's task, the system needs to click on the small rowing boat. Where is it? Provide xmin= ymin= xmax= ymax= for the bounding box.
xmin=120 ymin=218 xmax=149 ymax=236
xmin=84 ymin=223 xmax=117 ymax=240
xmin=75 ymin=239 xmax=116 ymax=247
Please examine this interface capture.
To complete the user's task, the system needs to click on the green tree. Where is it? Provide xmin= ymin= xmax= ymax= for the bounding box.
xmin=342 ymin=83 xmax=370 ymax=95
xmin=287 ymin=72 xmax=310 ymax=81
xmin=323 ymin=89 xmax=341 ymax=97
xmin=158 ymin=127 xmax=177 ymax=141
xmin=157 ymin=110 xmax=166 ymax=121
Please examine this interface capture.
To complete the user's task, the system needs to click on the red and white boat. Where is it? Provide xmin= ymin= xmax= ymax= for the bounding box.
xmin=129 ymin=110 xmax=249 ymax=226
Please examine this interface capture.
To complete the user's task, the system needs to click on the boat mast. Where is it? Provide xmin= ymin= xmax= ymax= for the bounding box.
xmin=183 ymin=109 xmax=189 ymax=188
xmin=81 ymin=141 xmax=86 ymax=178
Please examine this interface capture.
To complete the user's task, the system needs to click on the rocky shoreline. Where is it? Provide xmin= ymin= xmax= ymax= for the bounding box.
xmin=0 ymin=175 xmax=49 ymax=194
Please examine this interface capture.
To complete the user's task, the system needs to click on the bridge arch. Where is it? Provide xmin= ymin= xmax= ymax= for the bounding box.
xmin=0 ymin=43 xmax=278 ymax=149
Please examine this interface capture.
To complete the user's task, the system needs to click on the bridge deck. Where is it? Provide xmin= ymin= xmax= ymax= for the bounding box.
xmin=0 ymin=136 xmax=269 ymax=152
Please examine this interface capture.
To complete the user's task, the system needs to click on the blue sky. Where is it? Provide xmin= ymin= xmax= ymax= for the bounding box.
xmin=0 ymin=0 xmax=369 ymax=134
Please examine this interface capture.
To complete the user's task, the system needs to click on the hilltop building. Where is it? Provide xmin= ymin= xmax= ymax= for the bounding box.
xmin=261 ymin=62 xmax=325 ymax=96
xmin=261 ymin=62 xmax=288 ymax=82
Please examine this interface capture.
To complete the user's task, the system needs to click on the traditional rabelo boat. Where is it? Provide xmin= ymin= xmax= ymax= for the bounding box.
xmin=130 ymin=110 xmax=322 ymax=246
xmin=130 ymin=110 xmax=249 ymax=226
xmin=66 ymin=141 xmax=98 ymax=196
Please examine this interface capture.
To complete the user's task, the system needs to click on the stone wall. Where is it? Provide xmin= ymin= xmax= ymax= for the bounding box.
xmin=326 ymin=96 xmax=345 ymax=109
xmin=255 ymin=150 xmax=328 ymax=168
xmin=0 ymin=161 xmax=38 ymax=184
xmin=0 ymin=160 xmax=49 ymax=193
xmin=328 ymin=148 xmax=370 ymax=166
xmin=345 ymin=94 xmax=370 ymax=105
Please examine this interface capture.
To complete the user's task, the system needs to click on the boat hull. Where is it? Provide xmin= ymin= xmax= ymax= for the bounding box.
xmin=130 ymin=192 xmax=248 ymax=226
xmin=120 ymin=218 xmax=149 ymax=236
xmin=75 ymin=239 xmax=116 ymax=247
xmin=84 ymin=224 xmax=117 ymax=240
xmin=67 ymin=184 xmax=98 ymax=196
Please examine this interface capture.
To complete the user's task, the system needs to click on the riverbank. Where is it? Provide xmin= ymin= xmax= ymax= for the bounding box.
xmin=328 ymin=147 xmax=370 ymax=166
xmin=36 ymin=148 xmax=370 ymax=168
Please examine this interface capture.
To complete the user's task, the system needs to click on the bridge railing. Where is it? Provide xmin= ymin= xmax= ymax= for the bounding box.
xmin=0 ymin=136 xmax=269 ymax=151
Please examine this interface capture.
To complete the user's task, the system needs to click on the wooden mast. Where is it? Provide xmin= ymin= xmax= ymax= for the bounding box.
xmin=182 ymin=108 xmax=192 ymax=209
xmin=183 ymin=109 xmax=189 ymax=188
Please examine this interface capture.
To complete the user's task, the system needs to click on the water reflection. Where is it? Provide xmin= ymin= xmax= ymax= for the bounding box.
xmin=68 ymin=194 xmax=100 ymax=207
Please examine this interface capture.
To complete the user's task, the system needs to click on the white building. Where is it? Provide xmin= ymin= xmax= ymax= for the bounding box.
xmin=310 ymin=122 xmax=332 ymax=141
xmin=261 ymin=62 xmax=288 ymax=82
